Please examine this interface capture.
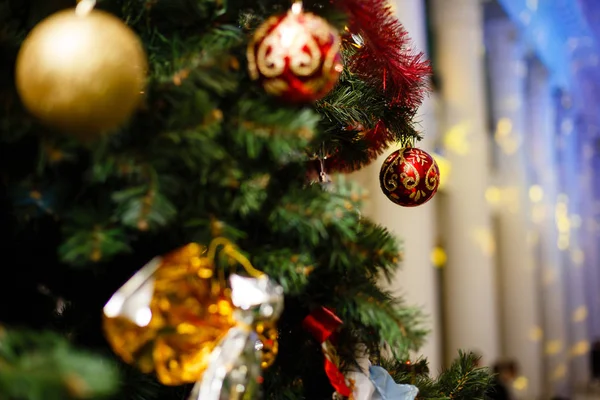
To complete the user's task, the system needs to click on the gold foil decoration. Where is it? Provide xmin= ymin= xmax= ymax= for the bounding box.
xmin=102 ymin=243 xmax=235 ymax=385
xmin=189 ymin=274 xmax=284 ymax=400
xmin=256 ymin=321 xmax=279 ymax=369
xmin=103 ymin=239 xmax=283 ymax=392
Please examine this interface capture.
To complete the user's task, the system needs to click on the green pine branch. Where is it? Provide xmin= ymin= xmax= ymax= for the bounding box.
xmin=381 ymin=351 xmax=493 ymax=400
xmin=229 ymin=96 xmax=320 ymax=164
xmin=59 ymin=207 xmax=131 ymax=267
xmin=312 ymin=46 xmax=422 ymax=171
xmin=0 ymin=327 xmax=118 ymax=400
xmin=435 ymin=351 xmax=493 ymax=400
xmin=335 ymin=280 xmax=428 ymax=358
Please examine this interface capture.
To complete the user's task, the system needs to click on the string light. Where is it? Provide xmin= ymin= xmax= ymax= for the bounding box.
xmin=572 ymin=306 xmax=588 ymax=322
xmin=528 ymin=185 xmax=544 ymax=202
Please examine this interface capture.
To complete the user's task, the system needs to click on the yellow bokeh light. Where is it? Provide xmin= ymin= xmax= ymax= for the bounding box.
xmin=570 ymin=341 xmax=590 ymax=357
xmin=486 ymin=186 xmax=502 ymax=205
xmin=431 ymin=152 xmax=451 ymax=191
xmin=556 ymin=203 xmax=568 ymax=216
xmin=494 ymin=118 xmax=521 ymax=155
xmin=545 ymin=340 xmax=563 ymax=355
xmin=552 ymin=364 xmax=567 ymax=381
xmin=443 ymin=122 xmax=471 ymax=156
xmin=529 ymin=185 xmax=544 ymax=202
xmin=571 ymin=248 xmax=585 ymax=266
xmin=572 ymin=306 xmax=588 ymax=323
xmin=430 ymin=247 xmax=447 ymax=268
xmin=471 ymin=228 xmax=496 ymax=257
xmin=529 ymin=326 xmax=543 ymax=342
xmin=513 ymin=376 xmax=529 ymax=391
xmin=556 ymin=217 xmax=571 ymax=233
xmin=496 ymin=118 xmax=513 ymax=137
xmin=501 ymin=138 xmax=520 ymax=155
xmin=557 ymin=234 xmax=570 ymax=251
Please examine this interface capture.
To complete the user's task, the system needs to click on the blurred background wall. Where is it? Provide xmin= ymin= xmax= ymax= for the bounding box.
xmin=351 ymin=0 xmax=600 ymax=399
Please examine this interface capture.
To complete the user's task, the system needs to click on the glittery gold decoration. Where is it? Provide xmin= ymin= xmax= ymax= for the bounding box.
xmin=15 ymin=7 xmax=147 ymax=136
xmin=256 ymin=321 xmax=279 ymax=369
xmin=443 ymin=122 xmax=471 ymax=156
xmin=102 ymin=243 xmax=235 ymax=385
xmin=247 ymin=2 xmax=343 ymax=103
xmin=189 ymin=274 xmax=284 ymax=399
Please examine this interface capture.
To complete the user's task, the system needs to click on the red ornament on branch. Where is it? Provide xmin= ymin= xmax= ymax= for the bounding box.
xmin=379 ymin=147 xmax=440 ymax=207
xmin=247 ymin=2 xmax=343 ymax=103
xmin=336 ymin=0 xmax=431 ymax=108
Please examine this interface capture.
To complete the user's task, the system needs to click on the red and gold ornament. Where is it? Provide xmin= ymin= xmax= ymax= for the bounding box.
xmin=247 ymin=2 xmax=343 ymax=103
xmin=379 ymin=147 xmax=440 ymax=207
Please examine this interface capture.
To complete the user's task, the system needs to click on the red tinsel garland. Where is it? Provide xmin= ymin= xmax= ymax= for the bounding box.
xmin=309 ymin=0 xmax=432 ymax=174
xmin=325 ymin=121 xmax=390 ymax=173
xmin=310 ymin=0 xmax=432 ymax=174
xmin=337 ymin=0 xmax=432 ymax=109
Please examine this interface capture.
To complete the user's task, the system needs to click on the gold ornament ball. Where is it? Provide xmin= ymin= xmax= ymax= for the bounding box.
xmin=15 ymin=8 xmax=148 ymax=136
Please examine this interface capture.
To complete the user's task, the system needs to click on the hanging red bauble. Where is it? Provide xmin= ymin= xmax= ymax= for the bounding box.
xmin=379 ymin=147 xmax=440 ymax=207
xmin=247 ymin=3 xmax=343 ymax=103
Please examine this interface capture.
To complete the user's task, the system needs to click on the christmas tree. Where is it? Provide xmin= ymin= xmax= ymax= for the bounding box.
xmin=0 ymin=0 xmax=492 ymax=399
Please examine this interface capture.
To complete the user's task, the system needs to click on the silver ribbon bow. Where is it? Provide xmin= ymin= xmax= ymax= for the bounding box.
xmin=188 ymin=274 xmax=284 ymax=400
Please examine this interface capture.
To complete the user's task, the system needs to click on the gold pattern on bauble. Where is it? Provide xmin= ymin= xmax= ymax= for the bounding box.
xmin=15 ymin=8 xmax=147 ymax=136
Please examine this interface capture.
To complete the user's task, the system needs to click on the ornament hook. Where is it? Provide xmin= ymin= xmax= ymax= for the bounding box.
xmin=76 ymin=0 xmax=96 ymax=16
xmin=207 ymin=237 xmax=265 ymax=279
xmin=319 ymin=160 xmax=328 ymax=183
xmin=318 ymin=144 xmax=330 ymax=184
xmin=291 ymin=1 xmax=303 ymax=14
